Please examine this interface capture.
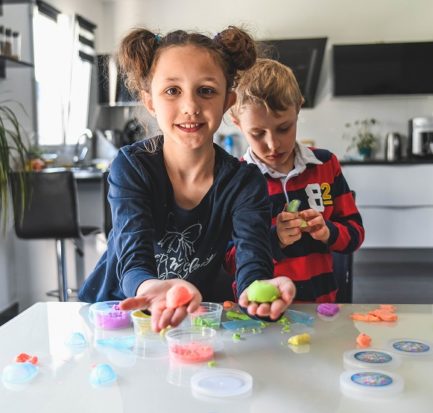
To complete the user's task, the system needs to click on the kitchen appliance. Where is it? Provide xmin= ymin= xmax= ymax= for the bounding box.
xmin=408 ymin=117 xmax=433 ymax=158
xmin=385 ymin=133 xmax=402 ymax=161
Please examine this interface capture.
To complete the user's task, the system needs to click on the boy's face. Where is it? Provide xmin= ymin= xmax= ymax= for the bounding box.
xmin=233 ymin=104 xmax=298 ymax=174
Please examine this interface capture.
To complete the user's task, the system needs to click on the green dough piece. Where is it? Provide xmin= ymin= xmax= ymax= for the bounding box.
xmin=247 ymin=280 xmax=281 ymax=303
xmin=287 ymin=199 xmax=301 ymax=212
xmin=300 ymin=219 xmax=308 ymax=228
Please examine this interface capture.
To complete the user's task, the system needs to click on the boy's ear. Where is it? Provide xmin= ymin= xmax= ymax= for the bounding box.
xmin=142 ymin=91 xmax=156 ymax=117
xmin=230 ymin=114 xmax=240 ymax=128
xmin=223 ymin=91 xmax=237 ymax=113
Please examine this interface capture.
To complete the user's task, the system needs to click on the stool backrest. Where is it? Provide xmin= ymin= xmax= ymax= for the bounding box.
xmin=103 ymin=170 xmax=112 ymax=238
xmin=11 ymin=171 xmax=81 ymax=239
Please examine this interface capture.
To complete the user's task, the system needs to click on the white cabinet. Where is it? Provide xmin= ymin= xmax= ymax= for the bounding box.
xmin=342 ymin=163 xmax=433 ymax=248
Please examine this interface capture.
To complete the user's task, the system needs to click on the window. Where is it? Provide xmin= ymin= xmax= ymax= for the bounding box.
xmin=33 ymin=2 xmax=96 ymax=146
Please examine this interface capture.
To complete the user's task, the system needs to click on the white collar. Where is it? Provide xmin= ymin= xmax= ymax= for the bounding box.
xmin=243 ymin=142 xmax=323 ymax=180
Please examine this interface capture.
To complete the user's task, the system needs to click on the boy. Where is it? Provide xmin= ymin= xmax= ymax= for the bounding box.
xmin=226 ymin=58 xmax=364 ymax=302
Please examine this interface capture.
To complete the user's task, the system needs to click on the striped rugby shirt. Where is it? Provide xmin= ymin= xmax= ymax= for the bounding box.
xmin=225 ymin=143 xmax=365 ymax=302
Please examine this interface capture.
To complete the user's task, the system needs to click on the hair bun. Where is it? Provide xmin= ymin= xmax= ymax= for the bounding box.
xmin=214 ymin=26 xmax=257 ymax=71
xmin=117 ymin=28 xmax=159 ymax=94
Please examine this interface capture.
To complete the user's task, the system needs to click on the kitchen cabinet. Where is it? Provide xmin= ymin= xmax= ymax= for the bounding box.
xmin=342 ymin=162 xmax=433 ymax=248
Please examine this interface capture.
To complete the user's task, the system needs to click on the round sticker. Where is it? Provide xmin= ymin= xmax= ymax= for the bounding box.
xmin=354 ymin=351 xmax=392 ymax=364
xmin=392 ymin=340 xmax=430 ymax=353
xmin=351 ymin=372 xmax=393 ymax=387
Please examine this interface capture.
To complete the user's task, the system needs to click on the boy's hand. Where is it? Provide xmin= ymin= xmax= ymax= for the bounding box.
xmin=238 ymin=277 xmax=296 ymax=320
xmin=276 ymin=210 xmax=303 ymax=248
xmin=299 ymin=209 xmax=330 ymax=243
xmin=119 ymin=279 xmax=202 ymax=332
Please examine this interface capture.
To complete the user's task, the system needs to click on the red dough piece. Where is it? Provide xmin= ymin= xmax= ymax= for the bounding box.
xmin=166 ymin=285 xmax=194 ymax=309
xmin=15 ymin=353 xmax=38 ymax=365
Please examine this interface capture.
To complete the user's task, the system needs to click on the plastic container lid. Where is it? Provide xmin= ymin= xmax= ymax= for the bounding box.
xmin=191 ymin=368 xmax=253 ymax=398
xmin=388 ymin=338 xmax=433 ymax=357
xmin=340 ymin=370 xmax=404 ymax=399
xmin=343 ymin=349 xmax=401 ymax=370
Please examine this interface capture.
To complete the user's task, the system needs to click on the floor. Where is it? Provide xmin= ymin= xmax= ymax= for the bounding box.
xmin=353 ymin=262 xmax=433 ymax=304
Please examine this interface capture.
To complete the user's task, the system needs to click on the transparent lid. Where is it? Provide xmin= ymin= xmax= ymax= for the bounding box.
xmin=191 ymin=368 xmax=253 ymax=398
xmin=340 ymin=370 xmax=404 ymax=399
xmin=343 ymin=349 xmax=401 ymax=370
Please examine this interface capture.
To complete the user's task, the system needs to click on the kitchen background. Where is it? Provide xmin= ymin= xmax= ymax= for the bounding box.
xmin=1 ymin=0 xmax=433 ymax=319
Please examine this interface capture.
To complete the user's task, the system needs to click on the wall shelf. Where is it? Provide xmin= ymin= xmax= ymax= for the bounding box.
xmin=0 ymin=55 xmax=33 ymax=78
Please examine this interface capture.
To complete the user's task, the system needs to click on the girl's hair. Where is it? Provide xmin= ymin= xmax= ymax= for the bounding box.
xmin=231 ymin=58 xmax=305 ymax=117
xmin=117 ymin=26 xmax=257 ymax=97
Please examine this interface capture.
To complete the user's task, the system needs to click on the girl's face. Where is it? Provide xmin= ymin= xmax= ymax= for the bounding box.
xmin=143 ymin=45 xmax=235 ymax=151
xmin=233 ymin=104 xmax=298 ymax=174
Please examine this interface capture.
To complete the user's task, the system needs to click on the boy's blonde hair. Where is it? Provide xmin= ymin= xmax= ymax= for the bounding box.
xmin=231 ymin=58 xmax=305 ymax=117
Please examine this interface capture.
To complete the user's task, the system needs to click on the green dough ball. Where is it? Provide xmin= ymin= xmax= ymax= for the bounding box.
xmin=247 ymin=280 xmax=281 ymax=303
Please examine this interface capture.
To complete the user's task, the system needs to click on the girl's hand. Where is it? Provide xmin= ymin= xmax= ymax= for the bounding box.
xmin=238 ymin=277 xmax=296 ymax=320
xmin=299 ymin=209 xmax=330 ymax=243
xmin=119 ymin=279 xmax=202 ymax=332
xmin=276 ymin=211 xmax=303 ymax=248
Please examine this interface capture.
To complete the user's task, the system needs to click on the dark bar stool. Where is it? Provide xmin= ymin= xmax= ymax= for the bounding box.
xmin=102 ymin=170 xmax=112 ymax=239
xmin=10 ymin=171 xmax=100 ymax=301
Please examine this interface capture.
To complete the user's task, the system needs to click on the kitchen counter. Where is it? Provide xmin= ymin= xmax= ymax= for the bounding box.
xmin=340 ymin=158 xmax=433 ymax=165
xmin=1 ymin=302 xmax=433 ymax=412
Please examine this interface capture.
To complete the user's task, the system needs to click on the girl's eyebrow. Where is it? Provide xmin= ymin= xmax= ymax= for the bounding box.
xmin=163 ymin=76 xmax=220 ymax=83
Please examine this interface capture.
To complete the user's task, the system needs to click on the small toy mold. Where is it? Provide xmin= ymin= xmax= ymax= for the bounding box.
xmin=190 ymin=302 xmax=223 ymax=329
xmin=89 ymin=301 xmax=131 ymax=330
xmin=89 ymin=363 xmax=117 ymax=387
xmin=165 ymin=327 xmax=216 ymax=363
xmin=2 ymin=363 xmax=39 ymax=390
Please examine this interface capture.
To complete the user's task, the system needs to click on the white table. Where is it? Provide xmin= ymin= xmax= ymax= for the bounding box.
xmin=1 ymin=302 xmax=433 ymax=412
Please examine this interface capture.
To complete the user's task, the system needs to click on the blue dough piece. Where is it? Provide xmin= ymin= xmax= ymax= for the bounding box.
xmin=2 ymin=363 xmax=39 ymax=385
xmin=222 ymin=319 xmax=262 ymax=330
xmin=286 ymin=309 xmax=315 ymax=326
xmin=89 ymin=363 xmax=117 ymax=387
xmin=65 ymin=332 xmax=88 ymax=349
xmin=96 ymin=335 xmax=135 ymax=351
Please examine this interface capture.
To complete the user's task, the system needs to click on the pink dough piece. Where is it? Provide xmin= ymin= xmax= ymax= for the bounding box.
xmin=169 ymin=342 xmax=214 ymax=363
xmin=166 ymin=285 xmax=194 ymax=309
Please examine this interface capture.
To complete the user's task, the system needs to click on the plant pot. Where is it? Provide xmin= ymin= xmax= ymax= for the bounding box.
xmin=358 ymin=147 xmax=372 ymax=160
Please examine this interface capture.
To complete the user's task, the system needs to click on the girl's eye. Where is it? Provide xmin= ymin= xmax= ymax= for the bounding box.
xmin=165 ymin=87 xmax=180 ymax=96
xmin=198 ymin=87 xmax=216 ymax=96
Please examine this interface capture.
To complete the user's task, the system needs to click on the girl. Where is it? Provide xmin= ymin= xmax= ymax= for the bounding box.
xmin=227 ymin=58 xmax=364 ymax=303
xmin=79 ymin=28 xmax=296 ymax=331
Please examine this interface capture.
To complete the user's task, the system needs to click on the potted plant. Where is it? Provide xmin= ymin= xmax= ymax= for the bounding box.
xmin=343 ymin=118 xmax=380 ymax=159
xmin=0 ymin=102 xmax=29 ymax=233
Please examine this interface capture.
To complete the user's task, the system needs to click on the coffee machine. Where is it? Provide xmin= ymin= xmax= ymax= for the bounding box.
xmin=408 ymin=117 xmax=433 ymax=158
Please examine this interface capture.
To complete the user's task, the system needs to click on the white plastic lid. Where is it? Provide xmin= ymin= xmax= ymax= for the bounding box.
xmin=343 ymin=349 xmax=401 ymax=370
xmin=191 ymin=368 xmax=252 ymax=399
xmin=388 ymin=338 xmax=433 ymax=357
xmin=340 ymin=370 xmax=404 ymax=399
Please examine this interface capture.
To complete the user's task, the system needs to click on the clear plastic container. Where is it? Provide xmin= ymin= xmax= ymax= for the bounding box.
xmin=165 ymin=327 xmax=216 ymax=363
xmin=190 ymin=302 xmax=223 ymax=329
xmin=89 ymin=300 xmax=131 ymax=330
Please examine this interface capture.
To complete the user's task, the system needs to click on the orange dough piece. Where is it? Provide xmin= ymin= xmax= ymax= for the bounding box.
xmin=166 ymin=285 xmax=194 ymax=309
xmin=15 ymin=353 xmax=38 ymax=365
xmin=223 ymin=301 xmax=235 ymax=310
xmin=356 ymin=333 xmax=372 ymax=348
xmin=369 ymin=309 xmax=398 ymax=322
xmin=351 ymin=313 xmax=381 ymax=322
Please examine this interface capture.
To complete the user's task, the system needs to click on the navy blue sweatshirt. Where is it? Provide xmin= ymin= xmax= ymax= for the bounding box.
xmin=78 ymin=137 xmax=274 ymax=303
